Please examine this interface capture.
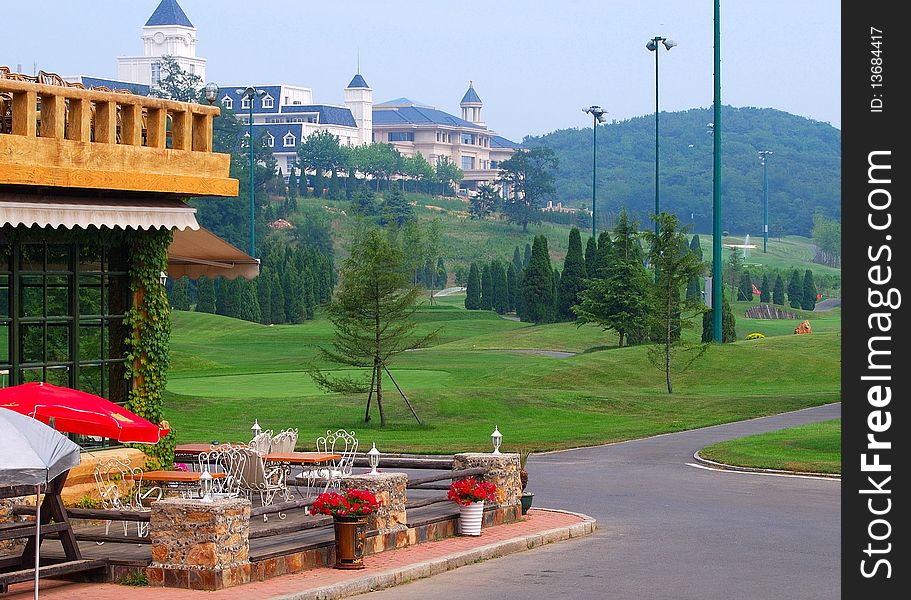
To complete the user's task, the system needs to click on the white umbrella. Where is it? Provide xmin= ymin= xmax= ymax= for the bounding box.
xmin=0 ymin=407 xmax=81 ymax=599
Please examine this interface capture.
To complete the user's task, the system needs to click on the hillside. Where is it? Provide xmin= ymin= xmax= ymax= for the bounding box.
xmin=524 ymin=106 xmax=840 ymax=237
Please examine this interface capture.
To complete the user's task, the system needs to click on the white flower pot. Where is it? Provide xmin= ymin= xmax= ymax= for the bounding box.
xmin=458 ymin=500 xmax=485 ymax=536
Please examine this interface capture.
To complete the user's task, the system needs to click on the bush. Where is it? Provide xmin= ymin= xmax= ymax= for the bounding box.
xmin=745 ymin=332 xmax=766 ymax=340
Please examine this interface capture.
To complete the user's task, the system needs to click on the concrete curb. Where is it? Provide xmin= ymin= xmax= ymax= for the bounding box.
xmin=692 ymin=451 xmax=841 ymax=480
xmin=274 ymin=508 xmax=597 ymax=600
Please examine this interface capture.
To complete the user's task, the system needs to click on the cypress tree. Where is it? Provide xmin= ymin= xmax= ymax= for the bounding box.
xmin=270 ymin=271 xmax=286 ymax=323
xmin=759 ymin=274 xmax=771 ymax=303
xmin=686 ymin=276 xmax=702 ymax=302
xmin=299 ymin=169 xmax=309 ymax=196
xmin=702 ymin=287 xmax=737 ymax=343
xmin=257 ymin=270 xmax=273 ymax=323
xmin=689 ymin=234 xmax=703 ymax=261
xmin=584 ymin=235 xmax=598 ymax=279
xmin=738 ymin=271 xmax=754 ymax=302
xmin=225 ymin=278 xmax=242 ymax=318
xmin=523 ymin=243 xmax=532 ymax=269
xmin=787 ymin=269 xmax=802 ymax=309
xmin=506 ymin=263 xmax=518 ymax=312
xmin=303 ymin=265 xmax=317 ymax=320
xmin=480 ymin=263 xmax=493 ymax=310
xmin=238 ymin=279 xmax=262 ymax=323
xmin=435 ymin=258 xmax=447 ymax=288
xmin=521 ymin=235 xmax=554 ymax=323
xmin=491 ymin=260 xmax=508 ymax=314
xmin=465 ymin=263 xmax=482 ymax=309
xmin=802 ymin=269 xmax=817 ymax=311
xmin=215 ymin=277 xmax=228 ymax=315
xmin=312 ymin=169 xmax=324 ymax=198
xmin=558 ymin=227 xmax=587 ymax=319
xmin=196 ymin=276 xmax=216 ymax=313
xmin=552 ymin=269 xmax=561 ymax=320
xmin=594 ymin=230 xmax=612 ymax=277
xmin=773 ymin=274 xmax=785 ymax=305
xmin=328 ymin=169 xmax=341 ymax=200
xmin=512 ymin=246 xmax=523 ymax=275
xmin=168 ymin=276 xmax=190 ymax=311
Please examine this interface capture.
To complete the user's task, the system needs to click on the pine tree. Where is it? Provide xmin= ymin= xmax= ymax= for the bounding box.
xmin=759 ymin=274 xmax=771 ymax=303
xmin=558 ymin=227 xmax=587 ymax=320
xmin=480 ymin=263 xmax=493 ymax=310
xmin=594 ymin=230 xmax=613 ymax=278
xmin=196 ymin=276 xmax=216 ymax=313
xmin=491 ymin=260 xmax=508 ymax=314
xmin=584 ymin=235 xmax=598 ymax=279
xmin=738 ymin=271 xmax=754 ymax=302
xmin=506 ymin=263 xmax=518 ymax=312
xmin=435 ymin=258 xmax=447 ymax=288
xmin=521 ymin=235 xmax=554 ymax=323
xmin=689 ymin=234 xmax=703 ymax=261
xmin=787 ymin=269 xmax=802 ymax=309
xmin=238 ymin=279 xmax=262 ymax=323
xmin=702 ymin=286 xmax=737 ymax=343
xmin=465 ymin=263 xmax=482 ymax=309
xmin=257 ymin=269 xmax=273 ymax=323
xmin=168 ymin=276 xmax=190 ymax=311
xmin=773 ymin=274 xmax=785 ymax=305
xmin=802 ymin=269 xmax=817 ymax=310
xmin=270 ymin=271 xmax=286 ymax=323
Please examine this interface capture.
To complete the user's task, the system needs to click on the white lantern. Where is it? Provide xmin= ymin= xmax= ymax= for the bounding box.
xmin=491 ymin=426 xmax=502 ymax=455
xmin=251 ymin=419 xmax=261 ymax=437
xmin=200 ymin=470 xmax=214 ymax=502
xmin=367 ymin=442 xmax=381 ymax=475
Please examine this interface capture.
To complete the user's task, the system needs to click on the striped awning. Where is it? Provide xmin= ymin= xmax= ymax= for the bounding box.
xmin=0 ymin=194 xmax=199 ymax=230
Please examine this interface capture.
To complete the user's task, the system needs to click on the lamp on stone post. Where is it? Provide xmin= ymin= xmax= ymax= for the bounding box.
xmin=236 ymin=86 xmax=266 ymax=258
xmin=367 ymin=443 xmax=380 ymax=475
xmin=582 ymin=106 xmax=607 ymax=240
xmin=251 ymin=419 xmax=261 ymax=438
xmin=491 ymin=426 xmax=502 ymax=455
xmin=199 ymin=469 xmax=214 ymax=502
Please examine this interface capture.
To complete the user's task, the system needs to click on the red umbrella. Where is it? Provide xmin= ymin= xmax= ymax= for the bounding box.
xmin=0 ymin=382 xmax=169 ymax=444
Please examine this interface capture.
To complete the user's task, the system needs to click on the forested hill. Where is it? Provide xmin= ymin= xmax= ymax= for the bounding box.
xmin=524 ymin=106 xmax=840 ymax=237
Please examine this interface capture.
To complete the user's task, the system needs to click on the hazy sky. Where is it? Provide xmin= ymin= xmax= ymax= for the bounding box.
xmin=2 ymin=1 xmax=840 ymax=141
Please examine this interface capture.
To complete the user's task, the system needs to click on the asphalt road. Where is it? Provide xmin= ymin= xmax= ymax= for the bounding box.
xmin=358 ymin=403 xmax=841 ymax=600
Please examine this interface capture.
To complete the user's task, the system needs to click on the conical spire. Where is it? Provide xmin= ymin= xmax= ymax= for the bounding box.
xmin=461 ymin=81 xmax=482 ymax=105
xmin=146 ymin=0 xmax=193 ymax=27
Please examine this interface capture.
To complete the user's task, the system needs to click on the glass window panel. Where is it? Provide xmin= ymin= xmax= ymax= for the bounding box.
xmin=78 ymin=279 xmax=102 ymax=316
xmin=106 ymin=275 xmax=130 ymax=315
xmin=20 ymin=367 xmax=43 ymax=383
xmin=20 ymin=244 xmax=44 ymax=271
xmin=80 ymin=322 xmax=102 ymax=361
xmin=0 ymin=323 xmax=9 ymax=362
xmin=20 ymin=324 xmax=44 ymax=363
xmin=45 ymin=365 xmax=69 ymax=387
xmin=20 ymin=281 xmax=43 ymax=318
xmin=79 ymin=244 xmax=103 ymax=272
xmin=0 ymin=244 xmax=10 ymax=271
xmin=46 ymin=324 xmax=70 ymax=362
xmin=78 ymin=365 xmax=102 ymax=396
xmin=46 ymin=245 xmax=70 ymax=272
xmin=46 ymin=282 xmax=70 ymax=317
xmin=0 ymin=274 xmax=9 ymax=318
xmin=108 ymin=318 xmax=126 ymax=359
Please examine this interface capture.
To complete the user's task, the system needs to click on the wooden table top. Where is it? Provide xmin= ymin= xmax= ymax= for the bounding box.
xmin=131 ymin=470 xmax=226 ymax=483
xmin=263 ymin=452 xmax=340 ymax=464
xmin=174 ymin=443 xmax=228 ymax=454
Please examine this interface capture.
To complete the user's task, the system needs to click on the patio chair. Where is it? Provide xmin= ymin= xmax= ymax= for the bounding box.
xmin=270 ymin=428 xmax=298 ymax=454
xmin=197 ymin=445 xmax=246 ymax=500
xmin=298 ymin=429 xmax=358 ymax=494
xmin=249 ymin=430 xmax=274 ymax=455
xmin=93 ymin=458 xmax=162 ymax=544
xmin=235 ymin=446 xmax=287 ymax=521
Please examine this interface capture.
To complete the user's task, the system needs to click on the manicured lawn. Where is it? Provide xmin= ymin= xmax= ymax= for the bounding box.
xmin=699 ymin=419 xmax=841 ymax=474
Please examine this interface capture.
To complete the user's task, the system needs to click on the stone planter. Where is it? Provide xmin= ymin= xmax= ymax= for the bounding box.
xmin=333 ymin=516 xmax=368 ymax=569
xmin=458 ymin=501 xmax=484 ymax=536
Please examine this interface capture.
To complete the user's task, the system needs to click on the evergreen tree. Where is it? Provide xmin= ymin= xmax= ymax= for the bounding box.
xmin=435 ymin=257 xmax=447 ymax=289
xmin=270 ymin=271 xmax=286 ymax=323
xmin=465 ymin=263 xmax=482 ymax=310
xmin=512 ymin=246 xmax=524 ymax=275
xmin=380 ymin=187 xmax=413 ymax=226
xmin=802 ymin=269 xmax=817 ymax=310
xmin=491 ymin=260 xmax=508 ymax=315
xmin=773 ymin=274 xmax=785 ymax=305
xmin=759 ymin=274 xmax=771 ymax=303
xmin=558 ymin=227 xmax=587 ymax=320
xmin=168 ymin=276 xmax=190 ymax=311
xmin=686 ymin=276 xmax=702 ymax=302
xmin=738 ymin=271 xmax=754 ymax=302
xmin=303 ymin=265 xmax=317 ymax=319
xmin=287 ymin=168 xmax=298 ymax=202
xmin=702 ymin=286 xmax=737 ymax=343
xmin=238 ymin=279 xmax=262 ymax=323
xmin=523 ymin=243 xmax=532 ymax=269
xmin=215 ymin=277 xmax=228 ymax=315
xmin=196 ymin=276 xmax=216 ymax=313
xmin=299 ymin=169 xmax=309 ymax=197
xmin=521 ymin=235 xmax=554 ymax=323
xmin=506 ymin=263 xmax=518 ymax=313
xmin=584 ymin=235 xmax=598 ymax=279
xmin=257 ymin=270 xmax=273 ymax=323
xmin=726 ymin=248 xmax=745 ymax=304
xmin=226 ymin=278 xmax=242 ymax=318
xmin=594 ymin=230 xmax=613 ymax=277
xmin=328 ymin=168 xmax=341 ymax=200
xmin=480 ymin=263 xmax=493 ymax=310
xmin=312 ymin=169 xmax=324 ymax=198
xmin=689 ymin=234 xmax=703 ymax=261
xmin=787 ymin=269 xmax=802 ymax=309
xmin=552 ymin=269 xmax=561 ymax=319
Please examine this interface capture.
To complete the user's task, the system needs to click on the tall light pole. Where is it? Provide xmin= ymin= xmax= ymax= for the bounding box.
xmin=758 ymin=150 xmax=773 ymax=253
xmin=237 ymin=86 xmax=265 ymax=258
xmin=712 ymin=0 xmax=723 ymax=342
xmin=582 ymin=106 xmax=607 ymax=239
xmin=646 ymin=36 xmax=676 ymax=236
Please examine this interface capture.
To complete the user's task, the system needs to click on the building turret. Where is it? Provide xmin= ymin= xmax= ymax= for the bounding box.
xmin=460 ymin=81 xmax=484 ymax=127
xmin=344 ymin=72 xmax=373 ymax=146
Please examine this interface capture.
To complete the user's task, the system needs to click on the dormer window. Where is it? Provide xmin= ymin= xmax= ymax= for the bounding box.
xmin=264 ymin=133 xmax=275 ymax=147
xmin=262 ymin=94 xmax=274 ymax=109
xmin=221 ymin=95 xmax=233 ymax=109
xmin=241 ymin=96 xmax=251 ymax=110
xmin=283 ymin=132 xmax=296 ymax=147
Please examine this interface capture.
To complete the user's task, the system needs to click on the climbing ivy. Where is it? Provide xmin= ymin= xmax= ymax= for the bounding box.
xmin=123 ymin=228 xmax=175 ymax=470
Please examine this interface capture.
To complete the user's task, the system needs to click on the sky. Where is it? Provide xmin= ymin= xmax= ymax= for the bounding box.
xmin=0 ymin=1 xmax=840 ymax=142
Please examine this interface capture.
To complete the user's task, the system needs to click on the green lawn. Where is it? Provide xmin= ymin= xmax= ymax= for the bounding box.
xmin=165 ymin=299 xmax=840 ymax=454
xmin=699 ymin=419 xmax=841 ymax=474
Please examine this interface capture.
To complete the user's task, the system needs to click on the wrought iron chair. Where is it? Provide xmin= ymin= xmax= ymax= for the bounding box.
xmin=249 ymin=430 xmax=274 ymax=455
xmin=269 ymin=428 xmax=298 ymax=454
xmin=235 ymin=446 xmax=286 ymax=521
xmin=92 ymin=458 xmax=162 ymax=544
xmin=197 ymin=445 xmax=246 ymax=500
xmin=298 ymin=429 xmax=358 ymax=494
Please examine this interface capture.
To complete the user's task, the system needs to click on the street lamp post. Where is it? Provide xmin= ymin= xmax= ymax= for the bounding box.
xmin=712 ymin=0 xmax=723 ymax=342
xmin=758 ymin=150 xmax=773 ymax=253
xmin=582 ymin=106 xmax=607 ymax=239
xmin=237 ymin=86 xmax=266 ymax=258
xmin=646 ymin=36 xmax=676 ymax=236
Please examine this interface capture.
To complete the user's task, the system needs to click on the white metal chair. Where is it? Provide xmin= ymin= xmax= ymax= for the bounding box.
xmin=92 ymin=458 xmax=162 ymax=544
xmin=270 ymin=428 xmax=298 ymax=454
xmin=299 ymin=429 xmax=358 ymax=494
xmin=249 ymin=430 xmax=274 ymax=455
xmin=198 ymin=446 xmax=246 ymax=500
xmin=235 ymin=446 xmax=287 ymax=521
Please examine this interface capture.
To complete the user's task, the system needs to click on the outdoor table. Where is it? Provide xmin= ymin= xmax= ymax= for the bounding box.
xmin=263 ymin=452 xmax=341 ymax=500
xmin=128 ymin=470 xmax=226 ymax=499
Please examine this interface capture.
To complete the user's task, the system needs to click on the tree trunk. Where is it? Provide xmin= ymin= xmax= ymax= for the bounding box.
xmin=376 ymin=362 xmax=386 ymax=426
xmin=363 ymin=362 xmax=376 ymax=423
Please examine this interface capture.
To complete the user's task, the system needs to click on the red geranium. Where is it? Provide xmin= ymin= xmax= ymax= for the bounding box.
xmin=312 ymin=488 xmax=381 ymax=517
xmin=448 ymin=477 xmax=497 ymax=506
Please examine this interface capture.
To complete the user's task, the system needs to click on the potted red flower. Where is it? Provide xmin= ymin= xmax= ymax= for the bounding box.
xmin=312 ymin=488 xmax=380 ymax=569
xmin=448 ymin=477 xmax=496 ymax=535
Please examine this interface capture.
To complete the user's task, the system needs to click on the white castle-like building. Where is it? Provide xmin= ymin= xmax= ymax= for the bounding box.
xmin=102 ymin=0 xmax=517 ymax=190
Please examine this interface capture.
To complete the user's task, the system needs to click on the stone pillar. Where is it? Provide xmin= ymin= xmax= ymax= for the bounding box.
xmin=336 ymin=473 xmax=408 ymax=533
xmin=148 ymin=497 xmax=251 ymax=590
xmin=452 ymin=452 xmax=522 ymax=507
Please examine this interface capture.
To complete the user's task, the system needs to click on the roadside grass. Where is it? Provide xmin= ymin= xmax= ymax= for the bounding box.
xmin=699 ymin=418 xmax=841 ymax=474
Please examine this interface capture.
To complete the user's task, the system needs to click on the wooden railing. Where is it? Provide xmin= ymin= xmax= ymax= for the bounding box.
xmin=0 ymin=72 xmax=237 ymax=197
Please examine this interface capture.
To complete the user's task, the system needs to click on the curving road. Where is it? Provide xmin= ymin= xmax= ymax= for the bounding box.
xmin=359 ymin=403 xmax=841 ymax=600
